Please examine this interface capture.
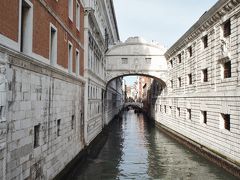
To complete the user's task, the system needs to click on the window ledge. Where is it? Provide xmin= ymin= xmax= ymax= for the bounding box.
xmin=220 ymin=128 xmax=231 ymax=134
xmin=220 ymin=77 xmax=232 ymax=83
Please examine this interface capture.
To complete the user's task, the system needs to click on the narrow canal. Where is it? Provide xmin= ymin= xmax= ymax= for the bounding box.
xmin=67 ymin=110 xmax=238 ymax=180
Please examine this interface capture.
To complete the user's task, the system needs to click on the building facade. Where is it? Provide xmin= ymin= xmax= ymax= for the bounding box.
xmin=0 ymin=0 xmax=124 ymax=179
xmin=83 ymin=0 xmax=122 ymax=145
xmin=0 ymin=0 xmax=86 ymax=179
xmin=151 ymin=0 xmax=240 ymax=169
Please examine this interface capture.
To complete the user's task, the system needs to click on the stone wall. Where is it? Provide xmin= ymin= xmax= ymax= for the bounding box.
xmin=152 ymin=0 xmax=240 ymax=166
xmin=106 ymin=79 xmax=123 ymax=125
xmin=0 ymin=45 xmax=85 ymax=180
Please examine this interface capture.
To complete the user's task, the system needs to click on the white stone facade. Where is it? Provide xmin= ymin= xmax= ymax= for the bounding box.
xmin=152 ymin=0 xmax=240 ymax=165
xmin=106 ymin=37 xmax=168 ymax=83
xmin=0 ymin=46 xmax=85 ymax=179
xmin=83 ymin=0 xmax=123 ymax=144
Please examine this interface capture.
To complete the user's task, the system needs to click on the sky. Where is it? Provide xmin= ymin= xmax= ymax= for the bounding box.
xmin=113 ymin=0 xmax=218 ymax=86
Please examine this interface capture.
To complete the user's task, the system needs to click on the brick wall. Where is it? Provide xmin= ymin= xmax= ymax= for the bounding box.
xmin=0 ymin=0 xmax=19 ymax=42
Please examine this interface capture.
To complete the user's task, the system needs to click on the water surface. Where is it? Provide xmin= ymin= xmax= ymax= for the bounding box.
xmin=67 ymin=110 xmax=238 ymax=180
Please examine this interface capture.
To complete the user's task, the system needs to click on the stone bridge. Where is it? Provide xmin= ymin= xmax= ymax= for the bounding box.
xmin=105 ymin=37 xmax=168 ymax=85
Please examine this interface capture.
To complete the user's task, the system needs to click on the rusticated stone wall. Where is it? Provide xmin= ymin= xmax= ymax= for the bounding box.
xmin=0 ymin=46 xmax=85 ymax=180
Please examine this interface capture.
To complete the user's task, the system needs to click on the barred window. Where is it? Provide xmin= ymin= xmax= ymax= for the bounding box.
xmin=178 ymin=77 xmax=182 ymax=87
xmin=177 ymin=107 xmax=180 ymax=117
xmin=34 ymin=124 xmax=40 ymax=148
xmin=221 ymin=114 xmax=230 ymax=131
xmin=145 ymin=58 xmax=151 ymax=64
xmin=201 ymin=111 xmax=207 ymax=124
xmin=188 ymin=46 xmax=193 ymax=57
xmin=169 ymin=59 xmax=173 ymax=68
xmin=170 ymin=80 xmax=173 ymax=88
xmin=202 ymin=35 xmax=208 ymax=49
xmin=121 ymin=58 xmax=128 ymax=64
xmin=202 ymin=68 xmax=208 ymax=82
xmin=178 ymin=54 xmax=182 ymax=63
xmin=188 ymin=73 xmax=192 ymax=85
xmin=57 ymin=119 xmax=61 ymax=136
xmin=187 ymin=109 xmax=191 ymax=120
xmin=223 ymin=61 xmax=231 ymax=78
xmin=223 ymin=19 xmax=231 ymax=37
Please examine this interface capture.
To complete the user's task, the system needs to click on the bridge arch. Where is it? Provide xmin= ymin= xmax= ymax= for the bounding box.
xmin=105 ymin=37 xmax=168 ymax=83
xmin=106 ymin=73 xmax=166 ymax=88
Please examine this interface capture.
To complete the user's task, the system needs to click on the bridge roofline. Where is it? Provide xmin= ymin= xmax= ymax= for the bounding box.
xmin=106 ymin=38 xmax=166 ymax=55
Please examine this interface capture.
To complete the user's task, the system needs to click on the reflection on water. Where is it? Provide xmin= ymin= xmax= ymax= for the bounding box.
xmin=67 ymin=110 xmax=238 ymax=180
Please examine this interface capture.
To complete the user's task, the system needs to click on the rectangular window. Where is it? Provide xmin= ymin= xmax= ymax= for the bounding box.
xmin=187 ymin=109 xmax=191 ymax=120
xmin=34 ymin=124 xmax=40 ymax=148
xmin=178 ymin=54 xmax=182 ymax=63
xmin=57 ymin=119 xmax=61 ymax=136
xmin=202 ymin=68 xmax=208 ymax=82
xmin=76 ymin=1 xmax=80 ymax=30
xmin=202 ymin=35 xmax=208 ymax=49
xmin=50 ymin=25 xmax=57 ymax=66
xmin=221 ymin=114 xmax=230 ymax=131
xmin=68 ymin=42 xmax=73 ymax=73
xmin=169 ymin=106 xmax=172 ymax=115
xmin=121 ymin=58 xmax=128 ymax=64
xmin=20 ymin=0 xmax=32 ymax=53
xmin=145 ymin=58 xmax=151 ymax=64
xmin=223 ymin=19 xmax=231 ymax=37
xmin=76 ymin=49 xmax=80 ymax=76
xmin=170 ymin=80 xmax=173 ymax=88
xmin=178 ymin=77 xmax=182 ymax=87
xmin=177 ymin=107 xmax=180 ymax=117
xmin=169 ymin=59 xmax=173 ymax=68
xmin=164 ymin=105 xmax=167 ymax=113
xmin=188 ymin=46 xmax=193 ymax=57
xmin=201 ymin=111 xmax=207 ymax=124
xmin=188 ymin=73 xmax=192 ymax=85
xmin=71 ymin=115 xmax=75 ymax=129
xmin=68 ymin=0 xmax=73 ymax=21
xmin=223 ymin=61 xmax=231 ymax=78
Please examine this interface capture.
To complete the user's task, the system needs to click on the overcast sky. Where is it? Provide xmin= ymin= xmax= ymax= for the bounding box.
xmin=113 ymin=0 xmax=218 ymax=85
xmin=113 ymin=0 xmax=218 ymax=48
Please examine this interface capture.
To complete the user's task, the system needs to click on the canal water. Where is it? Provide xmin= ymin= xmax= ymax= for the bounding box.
xmin=67 ymin=110 xmax=238 ymax=180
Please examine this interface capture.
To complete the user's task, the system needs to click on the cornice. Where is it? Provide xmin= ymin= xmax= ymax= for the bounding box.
xmin=0 ymin=45 xmax=86 ymax=85
xmin=106 ymin=42 xmax=166 ymax=55
xmin=165 ymin=0 xmax=240 ymax=59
